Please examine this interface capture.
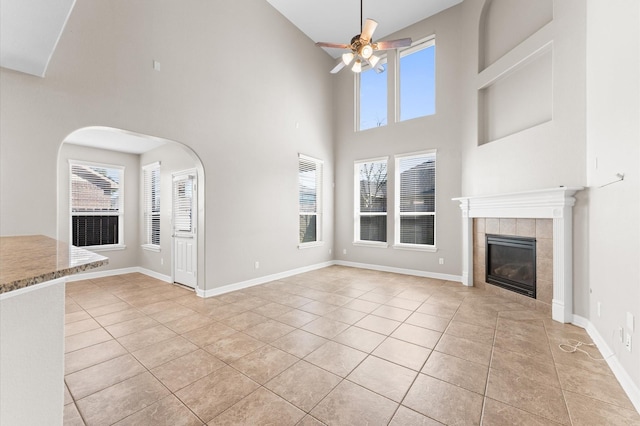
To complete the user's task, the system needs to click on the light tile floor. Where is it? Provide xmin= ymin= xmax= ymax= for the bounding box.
xmin=62 ymin=266 xmax=640 ymax=425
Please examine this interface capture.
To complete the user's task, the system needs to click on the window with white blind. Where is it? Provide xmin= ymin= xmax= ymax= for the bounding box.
xmin=354 ymin=158 xmax=388 ymax=245
xmin=299 ymin=154 xmax=323 ymax=246
xmin=142 ymin=162 xmax=160 ymax=250
xmin=394 ymin=151 xmax=436 ymax=249
xmin=70 ymin=161 xmax=124 ymax=249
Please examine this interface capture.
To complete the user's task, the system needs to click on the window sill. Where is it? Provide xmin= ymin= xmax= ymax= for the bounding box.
xmin=298 ymin=241 xmax=324 ymax=250
xmin=353 ymin=241 xmax=389 ymax=249
xmin=393 ymin=244 xmax=437 ymax=252
xmin=82 ymin=244 xmax=127 ymax=252
xmin=141 ymin=244 xmax=161 ymax=253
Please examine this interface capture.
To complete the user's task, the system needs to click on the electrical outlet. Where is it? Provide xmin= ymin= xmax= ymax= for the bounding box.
xmin=627 ymin=312 xmax=635 ymax=332
xmin=619 ymin=327 xmax=625 ymax=343
xmin=329 ymin=249 xmax=332 ymax=255
xmin=597 ymin=302 xmax=601 ymax=317
xmin=254 ymin=261 xmax=259 ymax=269
xmin=343 ymin=249 xmax=347 ymax=255
xmin=439 ymin=258 xmax=444 ymax=265
xmin=625 ymin=332 xmax=632 ymax=352
xmin=160 ymin=258 xmax=164 ymax=266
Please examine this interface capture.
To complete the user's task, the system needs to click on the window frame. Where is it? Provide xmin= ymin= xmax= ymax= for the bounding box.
xmin=69 ymin=159 xmax=125 ymax=251
xmin=142 ymin=161 xmax=161 ymax=252
xmin=298 ymin=154 xmax=324 ymax=248
xmin=356 ymin=56 xmax=388 ymax=132
xmin=354 ymin=156 xmax=389 ymax=247
xmin=396 ymin=36 xmax=436 ymax=123
xmin=393 ymin=150 xmax=437 ymax=252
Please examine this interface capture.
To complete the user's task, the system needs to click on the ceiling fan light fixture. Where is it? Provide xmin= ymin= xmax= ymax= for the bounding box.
xmin=351 ymin=59 xmax=362 ymax=73
xmin=360 ymin=44 xmax=373 ymax=59
xmin=368 ymin=54 xmax=380 ymax=67
xmin=342 ymin=52 xmax=355 ymax=66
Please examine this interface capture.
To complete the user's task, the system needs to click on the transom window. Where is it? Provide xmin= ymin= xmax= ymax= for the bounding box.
xmin=394 ymin=151 xmax=436 ymax=248
xmin=299 ymin=154 xmax=323 ymax=246
xmin=354 ymin=158 xmax=388 ymax=244
xmin=70 ymin=161 xmax=124 ymax=249
xmin=398 ymin=37 xmax=436 ymax=122
xmin=142 ymin=162 xmax=160 ymax=249
xmin=358 ymin=59 xmax=388 ymax=131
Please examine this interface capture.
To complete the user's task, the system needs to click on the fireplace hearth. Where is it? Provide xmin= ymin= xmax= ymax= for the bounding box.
xmin=486 ymin=234 xmax=536 ymax=298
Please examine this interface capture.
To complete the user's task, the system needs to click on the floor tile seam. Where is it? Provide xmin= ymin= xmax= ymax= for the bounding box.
xmin=64 ymin=350 xmax=146 ymax=387
xmin=342 ymin=370 xmax=418 ymax=406
xmin=481 ymin=396 xmax=567 ymax=426
xmin=425 ymin=348 xmax=492 ymax=373
xmin=556 ymin=379 xmax=637 ymax=412
xmin=72 ymin=369 xmax=170 ymax=422
xmin=484 ymin=371 xmax=571 ymax=425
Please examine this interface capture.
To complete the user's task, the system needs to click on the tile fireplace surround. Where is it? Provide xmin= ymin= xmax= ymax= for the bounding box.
xmin=453 ymin=187 xmax=583 ymax=323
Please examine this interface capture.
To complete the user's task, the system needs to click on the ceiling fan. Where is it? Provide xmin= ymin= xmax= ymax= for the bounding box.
xmin=315 ymin=0 xmax=412 ymax=74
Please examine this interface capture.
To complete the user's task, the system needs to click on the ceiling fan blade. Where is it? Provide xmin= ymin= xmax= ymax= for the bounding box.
xmin=330 ymin=61 xmax=347 ymax=74
xmin=360 ymin=18 xmax=378 ymax=42
xmin=374 ymin=38 xmax=412 ymax=50
xmin=316 ymin=42 xmax=351 ymax=49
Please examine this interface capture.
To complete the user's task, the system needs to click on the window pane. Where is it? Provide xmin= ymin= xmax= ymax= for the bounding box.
xmin=360 ymin=215 xmax=387 ymax=242
xmin=299 ymin=156 xmax=322 ymax=244
xmin=299 ymin=215 xmax=317 ymax=243
xmin=71 ymin=163 xmax=122 ymax=246
xmin=72 ymin=216 xmax=119 ymax=246
xmin=400 ymin=44 xmax=436 ymax=121
xmin=359 ymin=63 xmax=387 ymax=130
xmin=359 ymin=161 xmax=387 ymax=213
xmin=71 ymin=165 xmax=120 ymax=212
xmin=400 ymin=215 xmax=434 ymax=245
xmin=399 ymin=156 xmax=435 ymax=213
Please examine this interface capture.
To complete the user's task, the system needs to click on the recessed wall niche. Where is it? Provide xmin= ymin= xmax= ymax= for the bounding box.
xmin=477 ymin=0 xmax=554 ymax=146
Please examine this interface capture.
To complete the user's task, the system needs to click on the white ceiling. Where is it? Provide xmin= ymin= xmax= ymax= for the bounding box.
xmin=0 ymin=0 xmax=76 ymax=77
xmin=64 ymin=127 xmax=167 ymax=155
xmin=266 ymin=0 xmax=463 ymax=58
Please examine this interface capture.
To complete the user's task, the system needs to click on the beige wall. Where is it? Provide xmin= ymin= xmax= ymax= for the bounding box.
xmin=0 ymin=0 xmax=335 ymax=291
xmin=586 ymin=0 xmax=640 ymax=392
xmin=333 ymin=5 xmax=464 ymax=277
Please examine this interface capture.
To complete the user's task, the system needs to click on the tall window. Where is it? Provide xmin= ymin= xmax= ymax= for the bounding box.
xmin=70 ymin=161 xmax=124 ymax=248
xmin=299 ymin=154 xmax=323 ymax=245
xmin=399 ymin=38 xmax=436 ymax=121
xmin=358 ymin=59 xmax=388 ymax=131
xmin=142 ymin=162 xmax=160 ymax=249
xmin=355 ymin=158 xmax=388 ymax=244
xmin=394 ymin=151 xmax=436 ymax=248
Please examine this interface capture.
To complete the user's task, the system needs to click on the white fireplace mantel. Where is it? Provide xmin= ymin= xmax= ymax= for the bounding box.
xmin=453 ymin=187 xmax=584 ymax=323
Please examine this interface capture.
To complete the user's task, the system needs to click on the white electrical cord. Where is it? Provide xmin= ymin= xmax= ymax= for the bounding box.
xmin=558 ymin=339 xmax=605 ymax=361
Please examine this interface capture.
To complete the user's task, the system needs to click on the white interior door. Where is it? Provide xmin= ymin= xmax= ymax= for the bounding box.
xmin=172 ymin=172 xmax=197 ymax=288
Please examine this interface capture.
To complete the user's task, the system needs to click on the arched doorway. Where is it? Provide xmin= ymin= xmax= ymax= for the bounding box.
xmin=56 ymin=126 xmax=206 ymax=293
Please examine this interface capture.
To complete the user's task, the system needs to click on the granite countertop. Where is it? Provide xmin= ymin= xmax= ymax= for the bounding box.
xmin=0 ymin=235 xmax=108 ymax=294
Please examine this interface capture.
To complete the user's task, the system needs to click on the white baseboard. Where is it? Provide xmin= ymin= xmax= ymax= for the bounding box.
xmin=196 ymin=261 xmax=335 ymax=298
xmin=66 ymin=267 xmax=172 ymax=284
xmin=572 ymin=314 xmax=640 ymax=413
xmin=334 ymin=260 xmax=463 ymax=283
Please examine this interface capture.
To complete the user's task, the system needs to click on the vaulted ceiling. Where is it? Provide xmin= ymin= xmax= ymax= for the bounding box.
xmin=0 ymin=0 xmax=463 ymax=77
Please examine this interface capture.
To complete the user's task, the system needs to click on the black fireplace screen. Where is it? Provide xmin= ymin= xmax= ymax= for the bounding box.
xmin=486 ymin=234 xmax=536 ymax=298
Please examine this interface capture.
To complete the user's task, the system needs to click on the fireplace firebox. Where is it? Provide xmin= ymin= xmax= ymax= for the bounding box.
xmin=486 ymin=234 xmax=536 ymax=298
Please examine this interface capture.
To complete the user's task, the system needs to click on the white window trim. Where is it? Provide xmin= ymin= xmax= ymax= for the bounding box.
xmin=354 ymin=156 xmax=389 ymax=245
xmin=393 ymin=149 xmax=437 ymax=250
xmin=298 ymin=154 xmax=324 ymax=248
xmin=142 ymin=161 xmax=161 ymax=251
xmin=356 ymin=56 xmax=388 ymax=132
xmin=395 ymin=35 xmax=436 ymax=123
xmin=69 ymin=159 xmax=125 ymax=250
